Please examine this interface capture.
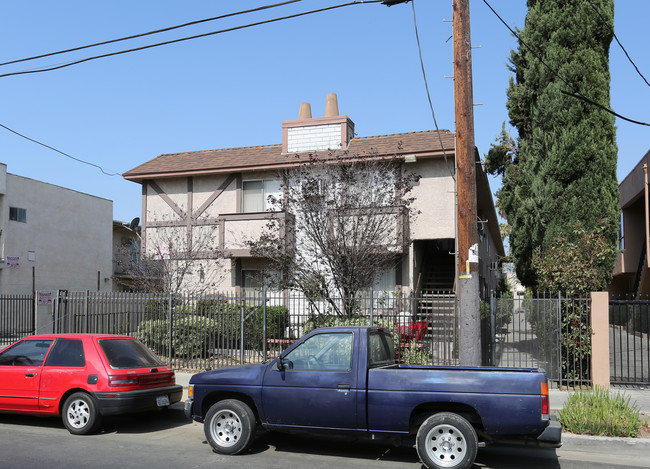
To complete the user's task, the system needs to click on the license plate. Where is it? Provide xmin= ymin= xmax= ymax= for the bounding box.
xmin=156 ymin=395 xmax=170 ymax=407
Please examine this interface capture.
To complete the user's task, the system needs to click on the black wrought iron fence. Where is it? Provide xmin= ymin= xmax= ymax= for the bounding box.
xmin=0 ymin=294 xmax=34 ymax=348
xmin=609 ymin=297 xmax=650 ymax=386
xmin=52 ymin=289 xmax=458 ymax=371
xmin=490 ymin=292 xmax=592 ymax=388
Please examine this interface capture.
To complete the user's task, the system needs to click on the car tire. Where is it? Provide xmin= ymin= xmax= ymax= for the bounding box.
xmin=62 ymin=392 xmax=101 ymax=435
xmin=204 ymin=399 xmax=256 ymax=455
xmin=416 ymin=412 xmax=478 ymax=469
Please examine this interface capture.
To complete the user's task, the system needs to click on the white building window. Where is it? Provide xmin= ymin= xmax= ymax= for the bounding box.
xmin=9 ymin=207 xmax=27 ymax=223
xmin=373 ymin=267 xmax=396 ymax=292
xmin=242 ymin=179 xmax=281 ymax=213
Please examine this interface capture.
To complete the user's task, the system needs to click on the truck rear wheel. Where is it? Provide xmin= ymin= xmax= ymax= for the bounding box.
xmin=204 ymin=399 xmax=256 ymax=455
xmin=416 ymin=412 xmax=478 ymax=469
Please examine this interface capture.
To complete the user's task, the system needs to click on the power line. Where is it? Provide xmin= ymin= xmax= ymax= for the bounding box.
xmin=410 ymin=0 xmax=455 ymax=181
xmin=0 ymin=1 xmax=382 ymax=79
xmin=0 ymin=1 xmax=384 ymax=176
xmin=0 ymin=0 xmax=303 ymax=68
xmin=481 ymin=0 xmax=650 ymax=127
xmin=0 ymin=123 xmax=121 ymax=176
xmin=584 ymin=0 xmax=650 ymax=87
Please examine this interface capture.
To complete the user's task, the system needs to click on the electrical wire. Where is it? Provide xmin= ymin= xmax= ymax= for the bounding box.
xmin=0 ymin=0 xmax=303 ymax=68
xmin=482 ymin=0 xmax=650 ymax=127
xmin=0 ymin=1 xmax=382 ymax=79
xmin=584 ymin=0 xmax=650 ymax=87
xmin=0 ymin=122 xmax=121 ymax=176
xmin=0 ymin=1 xmax=383 ymax=177
xmin=410 ymin=0 xmax=456 ymax=181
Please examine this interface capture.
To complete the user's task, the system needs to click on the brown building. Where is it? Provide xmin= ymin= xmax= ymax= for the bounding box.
xmin=609 ymin=149 xmax=650 ymax=296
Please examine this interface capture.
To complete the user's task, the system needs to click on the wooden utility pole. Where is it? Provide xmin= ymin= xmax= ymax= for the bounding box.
xmin=453 ymin=0 xmax=481 ymax=365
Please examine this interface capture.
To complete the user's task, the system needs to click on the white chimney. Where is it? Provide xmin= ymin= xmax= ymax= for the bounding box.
xmin=282 ymin=93 xmax=354 ymax=154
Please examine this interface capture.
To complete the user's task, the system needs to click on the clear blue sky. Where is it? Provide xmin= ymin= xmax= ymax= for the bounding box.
xmin=1 ymin=1 xmax=648 ymax=223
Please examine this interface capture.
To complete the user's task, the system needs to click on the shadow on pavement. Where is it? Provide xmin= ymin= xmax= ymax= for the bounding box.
xmin=250 ymin=431 xmax=422 ymax=466
xmin=0 ymin=407 xmax=192 ymax=436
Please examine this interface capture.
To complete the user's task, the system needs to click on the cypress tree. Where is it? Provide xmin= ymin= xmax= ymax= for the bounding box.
xmin=487 ymin=0 xmax=619 ymax=289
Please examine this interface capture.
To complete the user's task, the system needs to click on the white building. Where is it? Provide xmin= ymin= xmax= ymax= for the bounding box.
xmin=0 ymin=164 xmax=113 ymax=294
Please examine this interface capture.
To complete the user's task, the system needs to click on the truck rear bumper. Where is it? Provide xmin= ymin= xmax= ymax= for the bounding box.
xmin=536 ymin=417 xmax=563 ymax=447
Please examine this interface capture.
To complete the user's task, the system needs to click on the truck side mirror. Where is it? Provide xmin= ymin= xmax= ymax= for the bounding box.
xmin=276 ymin=355 xmax=285 ymax=371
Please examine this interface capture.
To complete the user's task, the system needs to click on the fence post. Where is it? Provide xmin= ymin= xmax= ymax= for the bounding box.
xmin=590 ymin=291 xmax=610 ymax=390
xmin=53 ymin=290 xmax=59 ymax=334
xmin=490 ymin=290 xmax=496 ymax=366
xmin=262 ymin=287 xmax=267 ymax=360
xmin=168 ymin=292 xmax=173 ymax=366
xmin=240 ymin=301 xmax=245 ymax=364
xmin=557 ymin=291 xmax=563 ymax=387
xmin=369 ymin=287 xmax=374 ymax=326
xmin=84 ymin=290 xmax=89 ymax=334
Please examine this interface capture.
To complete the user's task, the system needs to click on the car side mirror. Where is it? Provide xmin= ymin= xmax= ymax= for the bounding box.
xmin=276 ymin=355 xmax=285 ymax=371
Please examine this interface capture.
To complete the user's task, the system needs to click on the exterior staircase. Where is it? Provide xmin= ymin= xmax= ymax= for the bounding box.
xmin=416 ymin=255 xmax=456 ymax=344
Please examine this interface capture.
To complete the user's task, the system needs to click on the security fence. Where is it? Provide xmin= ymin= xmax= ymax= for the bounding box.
xmin=609 ymin=297 xmax=650 ymax=386
xmin=52 ymin=289 xmax=459 ymax=371
xmin=489 ymin=293 xmax=592 ymax=388
xmin=0 ymin=294 xmax=34 ymax=348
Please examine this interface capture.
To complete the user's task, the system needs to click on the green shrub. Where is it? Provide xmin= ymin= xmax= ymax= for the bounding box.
xmin=137 ymin=319 xmax=170 ymax=354
xmin=137 ymin=314 xmax=218 ymax=358
xmin=137 ymin=302 xmax=289 ymax=356
xmin=558 ymin=386 xmax=643 ymax=437
xmin=244 ymin=305 xmax=289 ymax=350
xmin=172 ymin=316 xmax=218 ymax=358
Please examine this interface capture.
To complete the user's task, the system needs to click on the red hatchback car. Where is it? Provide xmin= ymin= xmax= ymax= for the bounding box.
xmin=0 ymin=334 xmax=183 ymax=435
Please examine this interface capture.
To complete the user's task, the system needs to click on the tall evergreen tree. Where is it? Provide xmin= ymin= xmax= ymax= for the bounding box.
xmin=486 ymin=0 xmax=619 ymax=289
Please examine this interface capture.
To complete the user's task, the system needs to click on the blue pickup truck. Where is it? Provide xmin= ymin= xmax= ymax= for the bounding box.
xmin=185 ymin=326 xmax=561 ymax=469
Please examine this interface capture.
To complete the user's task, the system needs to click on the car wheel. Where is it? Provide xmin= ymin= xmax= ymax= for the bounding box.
xmin=416 ymin=412 xmax=478 ymax=469
xmin=204 ymin=399 xmax=256 ymax=455
xmin=62 ymin=392 xmax=101 ymax=435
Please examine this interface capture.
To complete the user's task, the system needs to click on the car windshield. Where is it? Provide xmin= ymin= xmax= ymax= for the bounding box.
xmin=99 ymin=338 xmax=164 ymax=369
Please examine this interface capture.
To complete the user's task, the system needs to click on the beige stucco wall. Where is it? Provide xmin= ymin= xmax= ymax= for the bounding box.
xmin=141 ymin=156 xmax=477 ymax=294
xmin=410 ymin=158 xmax=456 ymax=240
xmin=0 ymin=173 xmax=113 ymax=294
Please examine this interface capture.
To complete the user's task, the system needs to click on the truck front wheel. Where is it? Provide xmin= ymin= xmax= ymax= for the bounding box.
xmin=416 ymin=412 xmax=478 ymax=469
xmin=204 ymin=399 xmax=256 ymax=455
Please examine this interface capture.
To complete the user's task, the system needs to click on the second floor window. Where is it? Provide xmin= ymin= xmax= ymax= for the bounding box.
xmin=9 ymin=207 xmax=27 ymax=223
xmin=242 ymin=179 xmax=281 ymax=213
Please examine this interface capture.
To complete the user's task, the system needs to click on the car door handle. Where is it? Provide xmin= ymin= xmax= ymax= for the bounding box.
xmin=337 ymin=384 xmax=350 ymax=390
xmin=25 ymin=373 xmax=36 ymax=377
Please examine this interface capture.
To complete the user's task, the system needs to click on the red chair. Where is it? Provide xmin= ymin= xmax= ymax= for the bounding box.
xmin=396 ymin=320 xmax=428 ymax=341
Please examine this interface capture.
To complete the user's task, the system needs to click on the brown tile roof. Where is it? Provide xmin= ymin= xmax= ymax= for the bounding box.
xmin=123 ymin=129 xmax=455 ymax=181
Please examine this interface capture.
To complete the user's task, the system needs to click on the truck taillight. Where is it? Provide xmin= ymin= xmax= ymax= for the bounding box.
xmin=109 ymin=375 xmax=139 ymax=386
xmin=540 ymin=381 xmax=549 ymax=415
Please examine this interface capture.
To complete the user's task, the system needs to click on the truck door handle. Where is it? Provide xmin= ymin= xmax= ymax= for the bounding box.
xmin=337 ymin=384 xmax=350 ymax=390
xmin=25 ymin=373 xmax=36 ymax=377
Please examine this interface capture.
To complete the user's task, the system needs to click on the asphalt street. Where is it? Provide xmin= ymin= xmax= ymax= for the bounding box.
xmin=1 ymin=404 xmax=649 ymax=469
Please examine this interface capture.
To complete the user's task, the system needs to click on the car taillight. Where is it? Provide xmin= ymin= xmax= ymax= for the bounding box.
xmin=109 ymin=375 xmax=140 ymax=386
xmin=540 ymin=380 xmax=549 ymax=415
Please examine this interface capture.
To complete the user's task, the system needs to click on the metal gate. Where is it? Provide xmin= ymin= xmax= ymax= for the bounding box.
xmin=0 ymin=294 xmax=35 ymax=347
xmin=609 ymin=299 xmax=650 ymax=386
xmin=490 ymin=293 xmax=592 ymax=388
